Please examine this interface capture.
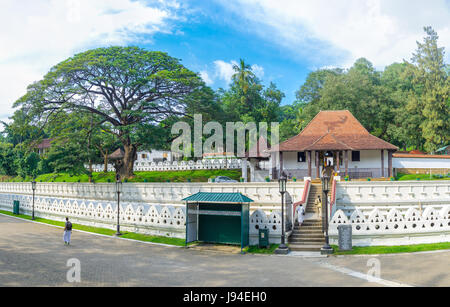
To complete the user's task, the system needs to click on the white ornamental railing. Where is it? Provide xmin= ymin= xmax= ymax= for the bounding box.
xmin=0 ymin=182 xmax=305 ymax=210
xmin=88 ymin=159 xmax=243 ymax=172
xmin=329 ymin=181 xmax=450 ymax=246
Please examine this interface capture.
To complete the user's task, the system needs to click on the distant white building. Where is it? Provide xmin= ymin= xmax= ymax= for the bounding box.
xmin=136 ymin=150 xmax=176 ymax=163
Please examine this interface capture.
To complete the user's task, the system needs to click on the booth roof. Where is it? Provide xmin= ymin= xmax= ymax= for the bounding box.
xmin=183 ymin=192 xmax=254 ymax=203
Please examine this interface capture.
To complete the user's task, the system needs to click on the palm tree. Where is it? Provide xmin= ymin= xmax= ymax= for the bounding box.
xmin=232 ymin=59 xmax=256 ymax=105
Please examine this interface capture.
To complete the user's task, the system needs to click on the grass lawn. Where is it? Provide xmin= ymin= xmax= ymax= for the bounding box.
xmin=1 ymin=169 xmax=242 ymax=183
xmin=243 ymin=244 xmax=279 ymax=254
xmin=0 ymin=210 xmax=186 ymax=247
xmin=332 ymin=243 xmax=450 ymax=255
xmin=396 ymin=173 xmax=450 ymax=181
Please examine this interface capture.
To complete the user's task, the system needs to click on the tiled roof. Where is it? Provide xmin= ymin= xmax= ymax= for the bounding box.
xmin=182 ymin=192 xmax=254 ymax=203
xmin=34 ymin=138 xmax=53 ymax=149
xmin=273 ymin=110 xmax=398 ymax=152
xmin=109 ymin=148 xmax=125 ymax=160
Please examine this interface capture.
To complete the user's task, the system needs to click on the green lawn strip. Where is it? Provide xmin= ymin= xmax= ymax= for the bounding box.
xmin=120 ymin=232 xmax=186 ymax=246
xmin=396 ymin=173 xmax=450 ymax=181
xmin=243 ymin=244 xmax=279 ymax=254
xmin=332 ymin=243 xmax=450 ymax=255
xmin=2 ymin=169 xmax=242 ymax=183
xmin=0 ymin=210 xmax=184 ymax=246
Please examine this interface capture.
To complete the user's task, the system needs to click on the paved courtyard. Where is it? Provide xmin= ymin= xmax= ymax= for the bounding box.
xmin=0 ymin=214 xmax=449 ymax=287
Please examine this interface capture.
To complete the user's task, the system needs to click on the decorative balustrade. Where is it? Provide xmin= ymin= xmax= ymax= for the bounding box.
xmin=88 ymin=159 xmax=243 ymax=172
xmin=0 ymin=181 xmax=305 ymax=242
xmin=329 ymin=181 xmax=450 ymax=246
xmin=0 ymin=193 xmax=187 ymax=238
xmin=0 ymin=182 xmax=305 ymax=208
xmin=335 ymin=181 xmax=450 ymax=206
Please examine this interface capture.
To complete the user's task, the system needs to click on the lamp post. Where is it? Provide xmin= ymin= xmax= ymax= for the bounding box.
xmin=31 ymin=179 xmax=37 ymax=220
xmin=275 ymin=174 xmax=289 ymax=254
xmin=115 ymin=174 xmax=122 ymax=236
xmin=321 ymin=172 xmax=333 ymax=255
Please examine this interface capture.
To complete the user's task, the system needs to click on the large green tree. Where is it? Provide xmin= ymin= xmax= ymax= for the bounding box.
xmin=14 ymin=46 xmax=205 ymax=178
xmin=407 ymin=26 xmax=449 ymax=152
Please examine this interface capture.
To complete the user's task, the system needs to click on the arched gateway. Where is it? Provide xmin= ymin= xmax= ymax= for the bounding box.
xmin=270 ymin=110 xmax=398 ymax=180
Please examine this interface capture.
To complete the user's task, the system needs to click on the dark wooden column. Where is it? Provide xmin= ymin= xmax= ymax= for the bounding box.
xmin=307 ymin=151 xmax=312 ymax=177
xmin=279 ymin=151 xmax=284 ymax=177
xmin=345 ymin=150 xmax=349 ymax=177
xmin=315 ymin=151 xmax=320 ymax=179
xmin=388 ymin=150 xmax=393 ymax=177
xmin=336 ymin=151 xmax=340 ymax=172
xmin=380 ymin=149 xmax=385 ymax=178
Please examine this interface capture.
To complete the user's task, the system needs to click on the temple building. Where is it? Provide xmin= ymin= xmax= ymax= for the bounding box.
xmin=270 ymin=110 xmax=398 ymax=180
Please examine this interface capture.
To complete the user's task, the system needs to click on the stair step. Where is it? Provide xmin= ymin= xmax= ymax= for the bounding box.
xmin=295 ymin=225 xmax=322 ymax=228
xmin=290 ymin=236 xmax=325 ymax=241
xmin=289 ymin=240 xmax=326 ymax=245
xmin=289 ymin=244 xmax=323 ymax=252
xmin=295 ymin=227 xmax=322 ymax=231
xmin=294 ymin=228 xmax=322 ymax=231
xmin=294 ymin=234 xmax=324 ymax=239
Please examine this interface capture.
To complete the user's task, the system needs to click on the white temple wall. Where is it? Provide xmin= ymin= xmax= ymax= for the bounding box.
xmin=329 ymin=181 xmax=450 ymax=246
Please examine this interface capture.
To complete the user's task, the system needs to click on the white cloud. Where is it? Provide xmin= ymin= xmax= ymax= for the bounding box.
xmin=199 ymin=71 xmax=214 ymax=86
xmin=251 ymin=64 xmax=265 ymax=79
xmin=213 ymin=60 xmax=238 ymax=83
xmin=0 ymin=0 xmax=182 ymax=122
xmin=217 ymin=0 xmax=450 ymax=68
xmin=211 ymin=60 xmax=265 ymax=85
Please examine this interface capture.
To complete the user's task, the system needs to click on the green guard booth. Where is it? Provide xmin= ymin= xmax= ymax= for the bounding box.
xmin=184 ymin=192 xmax=253 ymax=251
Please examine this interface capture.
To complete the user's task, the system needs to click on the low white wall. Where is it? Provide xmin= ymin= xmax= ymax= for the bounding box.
xmin=393 ymin=157 xmax=450 ymax=169
xmin=330 ymin=181 xmax=450 ymax=246
xmin=0 ymin=182 xmax=305 ymax=211
xmin=0 ymin=182 xmax=306 ymax=244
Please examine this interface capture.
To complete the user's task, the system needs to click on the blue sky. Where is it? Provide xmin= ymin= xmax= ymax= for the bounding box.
xmin=1 ymin=0 xmax=449 ymax=122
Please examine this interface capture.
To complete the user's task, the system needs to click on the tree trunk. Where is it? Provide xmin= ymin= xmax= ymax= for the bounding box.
xmin=88 ymin=159 xmax=93 ymax=174
xmin=103 ymin=152 xmax=109 ymax=173
xmin=117 ymin=143 xmax=137 ymax=179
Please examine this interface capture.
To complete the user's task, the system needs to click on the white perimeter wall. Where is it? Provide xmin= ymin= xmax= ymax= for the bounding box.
xmin=393 ymin=157 xmax=450 ymax=169
xmin=330 ymin=181 xmax=450 ymax=246
xmin=0 ymin=182 xmax=306 ymax=244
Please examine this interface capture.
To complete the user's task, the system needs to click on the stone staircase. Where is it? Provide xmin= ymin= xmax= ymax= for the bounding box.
xmin=289 ymin=184 xmax=325 ymax=252
xmin=305 ymin=184 xmax=322 ymax=215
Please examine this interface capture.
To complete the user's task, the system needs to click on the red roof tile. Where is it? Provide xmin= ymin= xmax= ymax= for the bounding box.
xmin=274 ymin=110 xmax=398 ymax=152
xmin=34 ymin=138 xmax=53 ymax=149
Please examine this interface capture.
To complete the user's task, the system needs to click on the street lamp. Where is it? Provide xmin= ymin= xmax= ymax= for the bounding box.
xmin=115 ymin=174 xmax=123 ymax=236
xmin=31 ymin=179 xmax=37 ymax=220
xmin=321 ymin=172 xmax=333 ymax=255
xmin=275 ymin=174 xmax=289 ymax=254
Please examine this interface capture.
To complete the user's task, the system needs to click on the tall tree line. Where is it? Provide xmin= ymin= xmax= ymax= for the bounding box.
xmin=288 ymin=26 xmax=449 ymax=152
xmin=0 ymin=26 xmax=448 ymax=179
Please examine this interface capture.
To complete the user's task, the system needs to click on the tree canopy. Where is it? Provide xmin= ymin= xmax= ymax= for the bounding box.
xmin=13 ymin=46 xmax=205 ymax=178
xmin=1 ymin=27 xmax=448 ymax=180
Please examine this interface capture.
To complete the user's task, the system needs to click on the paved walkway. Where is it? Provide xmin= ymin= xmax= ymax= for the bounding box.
xmin=0 ymin=214 xmax=449 ymax=287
